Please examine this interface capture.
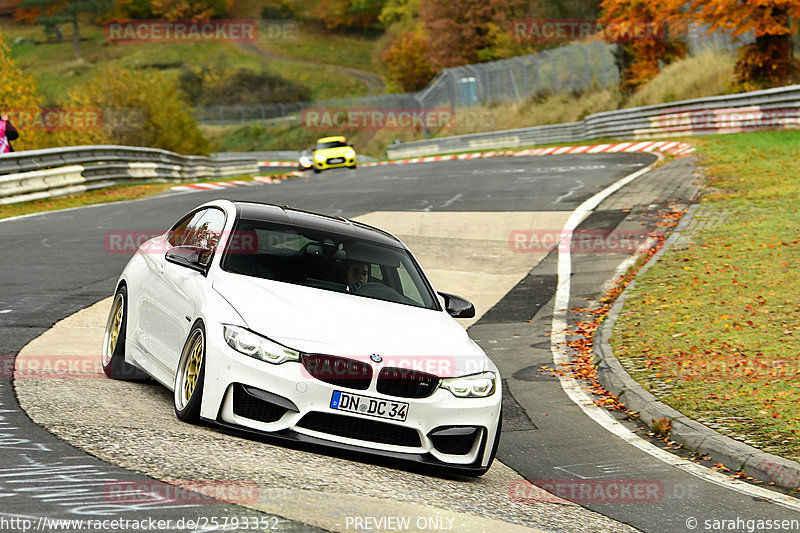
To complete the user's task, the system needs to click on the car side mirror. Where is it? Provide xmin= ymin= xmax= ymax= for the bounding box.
xmin=165 ymin=245 xmax=212 ymax=274
xmin=438 ymin=292 xmax=476 ymax=318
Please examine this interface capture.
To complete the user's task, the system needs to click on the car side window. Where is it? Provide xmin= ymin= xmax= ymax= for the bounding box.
xmin=184 ymin=208 xmax=226 ymax=250
xmin=167 ymin=211 xmax=203 ymax=247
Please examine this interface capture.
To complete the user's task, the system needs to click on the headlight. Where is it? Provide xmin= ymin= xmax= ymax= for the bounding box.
xmin=314 ymin=153 xmax=325 ymax=162
xmin=344 ymin=149 xmax=355 ymax=158
xmin=440 ymin=371 xmax=496 ymax=398
xmin=223 ymin=325 xmax=300 ymax=365
xmin=299 ymin=156 xmax=310 ymax=165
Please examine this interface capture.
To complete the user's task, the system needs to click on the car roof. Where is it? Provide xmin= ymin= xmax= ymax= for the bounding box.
xmin=316 ymin=136 xmax=346 ymax=143
xmin=232 ymin=201 xmax=403 ymax=248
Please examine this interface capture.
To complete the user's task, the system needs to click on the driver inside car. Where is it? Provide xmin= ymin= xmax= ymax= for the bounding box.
xmin=345 ymin=260 xmax=369 ymax=290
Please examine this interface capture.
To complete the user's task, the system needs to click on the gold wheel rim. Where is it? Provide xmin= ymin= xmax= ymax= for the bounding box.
xmin=183 ymin=334 xmax=203 ymax=403
xmin=108 ymin=299 xmax=123 ymax=355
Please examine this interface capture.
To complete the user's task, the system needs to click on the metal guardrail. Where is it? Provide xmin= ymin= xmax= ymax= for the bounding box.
xmin=387 ymin=84 xmax=800 ymax=158
xmin=0 ymin=145 xmax=259 ymax=205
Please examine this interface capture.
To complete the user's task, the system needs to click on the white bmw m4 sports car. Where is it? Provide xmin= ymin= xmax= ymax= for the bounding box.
xmin=102 ymin=200 xmax=502 ymax=475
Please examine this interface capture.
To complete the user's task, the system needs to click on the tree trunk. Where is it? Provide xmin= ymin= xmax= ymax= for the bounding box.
xmin=72 ymin=16 xmax=80 ymax=58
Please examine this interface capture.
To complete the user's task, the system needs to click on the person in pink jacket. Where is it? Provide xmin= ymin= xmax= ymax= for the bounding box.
xmin=0 ymin=114 xmax=19 ymax=153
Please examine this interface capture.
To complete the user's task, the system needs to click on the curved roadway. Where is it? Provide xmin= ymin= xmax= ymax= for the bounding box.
xmin=2 ymin=154 xmax=799 ymax=532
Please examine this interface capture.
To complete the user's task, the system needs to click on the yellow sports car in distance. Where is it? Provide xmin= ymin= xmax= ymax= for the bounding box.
xmin=312 ymin=136 xmax=357 ymax=173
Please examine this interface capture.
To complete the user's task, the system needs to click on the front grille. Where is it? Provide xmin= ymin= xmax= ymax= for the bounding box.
xmin=297 ymin=411 xmax=421 ymax=448
xmin=429 ymin=427 xmax=481 ymax=455
xmin=376 ymin=367 xmax=439 ymax=398
xmin=302 ymin=354 xmax=372 ymax=390
xmin=232 ymin=384 xmax=289 ymax=423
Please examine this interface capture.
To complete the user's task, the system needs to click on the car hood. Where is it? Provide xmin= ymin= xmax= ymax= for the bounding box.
xmin=213 ymin=273 xmax=488 ymax=377
xmin=315 ymin=146 xmax=353 ymax=158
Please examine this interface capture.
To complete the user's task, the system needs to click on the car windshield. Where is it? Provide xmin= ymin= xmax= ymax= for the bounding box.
xmin=316 ymin=140 xmax=348 ymax=150
xmin=221 ymin=219 xmax=437 ymax=310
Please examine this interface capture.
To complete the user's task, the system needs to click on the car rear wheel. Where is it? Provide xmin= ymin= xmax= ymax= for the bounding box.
xmin=174 ymin=322 xmax=206 ymax=423
xmin=101 ymin=286 xmax=149 ymax=380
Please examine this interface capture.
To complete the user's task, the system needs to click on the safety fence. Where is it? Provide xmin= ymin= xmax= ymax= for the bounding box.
xmin=386 ymin=84 xmax=800 ymax=158
xmin=0 ymin=146 xmax=258 ymax=205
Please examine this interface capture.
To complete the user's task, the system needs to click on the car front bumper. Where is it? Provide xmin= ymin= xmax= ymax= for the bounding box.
xmin=313 ymin=156 xmax=356 ymax=170
xmin=200 ymin=327 xmax=502 ymax=469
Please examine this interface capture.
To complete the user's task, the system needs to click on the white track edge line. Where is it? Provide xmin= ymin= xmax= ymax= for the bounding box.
xmin=550 ymin=157 xmax=800 ymax=512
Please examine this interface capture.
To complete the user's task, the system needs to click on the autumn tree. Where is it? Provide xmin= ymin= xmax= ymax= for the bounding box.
xmin=379 ymin=0 xmax=419 ymax=29
xmin=149 ymin=0 xmax=233 ymax=20
xmin=63 ymin=66 xmax=209 ymax=154
xmin=19 ymin=0 xmax=113 ymax=57
xmin=313 ymin=0 xmax=386 ymax=30
xmin=114 ymin=0 xmax=232 ymax=20
xmin=691 ymin=0 xmax=800 ymax=87
xmin=0 ymin=30 xmax=47 ymax=151
xmin=599 ymin=0 xmax=686 ymax=93
xmin=421 ymin=0 xmax=529 ymax=70
xmin=382 ymin=30 xmax=435 ymax=90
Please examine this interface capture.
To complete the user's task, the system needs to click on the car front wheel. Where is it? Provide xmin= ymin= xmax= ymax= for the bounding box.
xmin=174 ymin=322 xmax=206 ymax=423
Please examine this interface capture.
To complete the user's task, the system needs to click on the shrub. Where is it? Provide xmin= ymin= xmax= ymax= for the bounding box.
xmin=62 ymin=65 xmax=209 ymax=154
xmin=178 ymin=67 xmax=311 ymax=107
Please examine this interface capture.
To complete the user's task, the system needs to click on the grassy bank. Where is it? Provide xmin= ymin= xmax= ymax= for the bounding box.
xmin=612 ymin=130 xmax=800 ymax=460
xmin=1 ymin=18 xmax=371 ymax=105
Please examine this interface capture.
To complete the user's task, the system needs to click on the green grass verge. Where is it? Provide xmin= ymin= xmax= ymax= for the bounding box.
xmin=612 ymin=130 xmax=800 ymax=460
xmin=257 ymin=21 xmax=383 ymax=75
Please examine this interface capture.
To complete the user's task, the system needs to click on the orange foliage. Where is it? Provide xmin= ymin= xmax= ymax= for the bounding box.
xmin=421 ymin=0 xmax=529 ymax=70
xmin=148 ymin=0 xmax=233 ymax=21
xmin=382 ymin=30 xmax=436 ymax=91
xmin=691 ymin=0 xmax=800 ymax=86
xmin=312 ymin=0 xmax=384 ymax=30
xmin=599 ymin=0 xmax=686 ymax=93
xmin=13 ymin=6 xmax=40 ymax=24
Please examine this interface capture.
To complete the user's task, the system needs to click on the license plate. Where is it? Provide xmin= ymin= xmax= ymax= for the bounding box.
xmin=330 ymin=391 xmax=408 ymax=421
xmin=328 ymin=157 xmax=344 ymax=164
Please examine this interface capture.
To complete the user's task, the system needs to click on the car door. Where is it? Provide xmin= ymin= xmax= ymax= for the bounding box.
xmin=135 ymin=210 xmax=203 ymax=372
xmin=139 ymin=208 xmax=225 ymax=377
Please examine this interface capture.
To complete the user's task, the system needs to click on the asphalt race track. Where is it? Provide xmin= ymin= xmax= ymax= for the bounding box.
xmin=2 ymin=153 xmax=800 ymax=532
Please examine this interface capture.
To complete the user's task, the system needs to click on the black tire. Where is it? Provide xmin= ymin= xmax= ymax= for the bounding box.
xmin=174 ymin=322 xmax=206 ymax=423
xmin=101 ymin=286 xmax=149 ymax=380
xmin=348 ymin=164 xmax=356 ymax=169
xmin=465 ymin=411 xmax=502 ymax=477
xmin=313 ymin=168 xmax=321 ymax=174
